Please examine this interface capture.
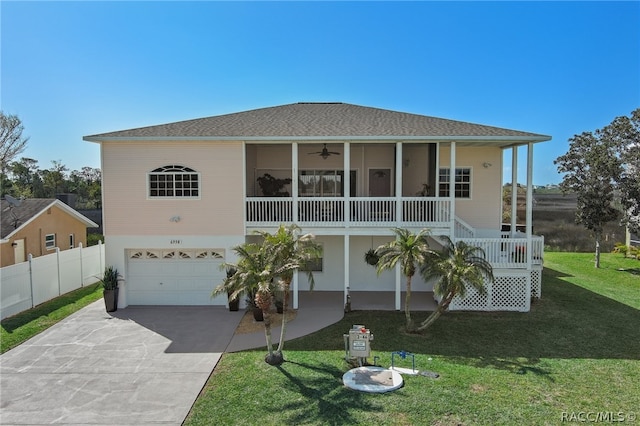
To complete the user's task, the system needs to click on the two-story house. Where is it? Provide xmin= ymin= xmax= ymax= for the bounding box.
xmin=84 ymin=102 xmax=550 ymax=312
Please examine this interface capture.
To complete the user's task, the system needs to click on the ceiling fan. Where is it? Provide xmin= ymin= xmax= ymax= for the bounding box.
xmin=308 ymin=144 xmax=340 ymax=159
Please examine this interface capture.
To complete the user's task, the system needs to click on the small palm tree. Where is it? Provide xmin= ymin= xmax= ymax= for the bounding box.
xmin=417 ymin=236 xmax=494 ymax=331
xmin=375 ymin=228 xmax=431 ymax=332
xmin=213 ymin=242 xmax=280 ymax=364
xmin=257 ymin=224 xmax=321 ymax=361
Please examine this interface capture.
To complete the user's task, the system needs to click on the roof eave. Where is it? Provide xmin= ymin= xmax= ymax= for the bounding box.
xmin=83 ymin=134 xmax=551 ymax=144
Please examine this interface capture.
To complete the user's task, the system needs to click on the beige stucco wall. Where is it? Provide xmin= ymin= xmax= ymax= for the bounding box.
xmin=0 ymin=205 xmax=89 ymax=267
xmin=439 ymin=145 xmax=504 ymax=230
xmin=101 ymin=141 xmax=244 ymax=236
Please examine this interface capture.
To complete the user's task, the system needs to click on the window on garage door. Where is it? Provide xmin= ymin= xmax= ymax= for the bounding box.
xmin=128 ymin=249 xmax=224 ymax=260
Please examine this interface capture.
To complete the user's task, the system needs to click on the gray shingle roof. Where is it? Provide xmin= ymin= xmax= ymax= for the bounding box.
xmin=84 ymin=102 xmax=550 ymax=141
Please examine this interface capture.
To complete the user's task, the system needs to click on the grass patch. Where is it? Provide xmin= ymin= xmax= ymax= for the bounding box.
xmin=185 ymin=253 xmax=640 ymax=425
xmin=1 ymin=283 xmax=103 ymax=353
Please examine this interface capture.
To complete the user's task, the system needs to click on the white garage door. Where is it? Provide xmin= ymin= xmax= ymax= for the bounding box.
xmin=127 ymin=249 xmax=227 ymax=305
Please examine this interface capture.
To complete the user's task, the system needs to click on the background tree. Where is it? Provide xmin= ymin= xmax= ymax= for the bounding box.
xmin=418 ymin=237 xmax=493 ymax=331
xmin=3 ymin=156 xmax=102 ymax=208
xmin=555 ymin=108 xmax=640 ymax=266
xmin=375 ymin=228 xmax=431 ymax=332
xmin=0 ymin=112 xmax=29 ymax=195
xmin=555 ymin=128 xmax=622 ymax=268
xmin=40 ymin=160 xmax=69 ymax=196
xmin=8 ymin=157 xmax=43 ymax=198
xmin=603 ymin=108 xmax=640 ymax=234
xmin=69 ymin=167 xmax=102 ymax=208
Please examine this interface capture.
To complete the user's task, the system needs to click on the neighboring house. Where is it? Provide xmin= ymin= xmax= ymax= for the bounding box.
xmin=0 ymin=198 xmax=99 ymax=267
xmin=84 ymin=102 xmax=551 ymax=311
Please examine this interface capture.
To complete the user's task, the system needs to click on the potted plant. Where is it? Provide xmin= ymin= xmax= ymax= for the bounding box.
xmin=225 ymin=267 xmax=240 ymax=311
xmin=274 ymin=288 xmax=286 ymax=314
xmin=257 ymin=173 xmax=292 ymax=197
xmin=364 ymin=248 xmax=380 ymax=266
xmin=98 ymin=266 xmax=121 ymax=312
xmin=246 ymin=291 xmax=264 ymax=322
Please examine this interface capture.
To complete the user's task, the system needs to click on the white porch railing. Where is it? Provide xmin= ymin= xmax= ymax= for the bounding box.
xmin=349 ymin=198 xmax=396 ymax=226
xmin=246 ymin=197 xmax=451 ymax=228
xmin=402 ymin=197 xmax=451 ymax=225
xmin=246 ymin=197 xmax=293 ymax=224
xmin=457 ymin=236 xmax=544 ymax=269
xmin=299 ymin=198 xmax=345 ymax=226
xmin=454 ymin=217 xmax=475 ymax=238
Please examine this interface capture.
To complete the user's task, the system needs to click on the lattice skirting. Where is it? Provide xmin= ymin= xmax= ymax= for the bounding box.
xmin=531 ymin=266 xmax=542 ymax=299
xmin=449 ymin=270 xmax=534 ymax=312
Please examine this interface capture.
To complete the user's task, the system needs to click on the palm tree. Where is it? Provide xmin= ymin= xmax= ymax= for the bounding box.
xmin=212 ymin=242 xmax=280 ymax=364
xmin=257 ymin=224 xmax=321 ymax=360
xmin=417 ymin=236 xmax=494 ymax=331
xmin=375 ymin=228 xmax=432 ymax=332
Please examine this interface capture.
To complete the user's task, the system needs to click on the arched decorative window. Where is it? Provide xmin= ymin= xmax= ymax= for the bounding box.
xmin=148 ymin=165 xmax=200 ymax=198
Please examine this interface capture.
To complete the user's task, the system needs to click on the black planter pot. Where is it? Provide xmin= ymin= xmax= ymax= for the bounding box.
xmin=252 ymin=306 xmax=264 ymax=322
xmin=228 ymin=295 xmax=240 ymax=311
xmin=103 ymin=288 xmax=118 ymax=312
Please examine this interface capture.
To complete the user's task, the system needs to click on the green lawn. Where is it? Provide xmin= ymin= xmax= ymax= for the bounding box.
xmin=1 ymin=283 xmax=103 ymax=353
xmin=185 ymin=252 xmax=640 ymax=425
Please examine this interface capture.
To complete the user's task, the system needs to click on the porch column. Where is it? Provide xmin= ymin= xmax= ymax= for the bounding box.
xmin=396 ymin=142 xmax=403 ymax=225
xmin=450 ymin=141 xmax=456 ymax=236
xmin=511 ymin=146 xmax=518 ymax=237
xmin=344 ymin=142 xmax=350 ymax=227
xmin=292 ymin=142 xmax=299 ymax=223
xmin=292 ymin=142 xmax=299 ymax=308
xmin=526 ymin=142 xmax=534 ymax=269
xmin=242 ymin=141 xmax=247 ymax=226
xmin=293 ymin=267 xmax=299 ymax=309
xmin=344 ymin=234 xmax=350 ymax=305
xmin=395 ymin=262 xmax=402 ymax=311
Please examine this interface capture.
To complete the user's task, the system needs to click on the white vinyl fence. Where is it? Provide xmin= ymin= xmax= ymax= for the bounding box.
xmin=0 ymin=241 xmax=105 ymax=320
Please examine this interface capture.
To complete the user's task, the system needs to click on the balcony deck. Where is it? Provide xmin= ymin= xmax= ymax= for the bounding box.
xmin=245 ymin=197 xmax=543 ymax=270
xmin=246 ymin=196 xmax=451 ymax=228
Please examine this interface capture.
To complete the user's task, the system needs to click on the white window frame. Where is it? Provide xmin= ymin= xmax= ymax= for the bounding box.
xmin=298 ymin=170 xmax=356 ymax=197
xmin=439 ymin=167 xmax=472 ymax=199
xmin=45 ymin=234 xmax=56 ymax=250
xmin=148 ymin=165 xmax=200 ymax=199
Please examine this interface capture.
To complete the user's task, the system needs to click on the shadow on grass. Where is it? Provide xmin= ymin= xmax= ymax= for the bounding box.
xmin=287 ymin=267 xmax=640 ymax=363
xmin=272 ymin=360 xmax=383 ymax=425
xmin=447 ymin=356 xmax=554 ymax=381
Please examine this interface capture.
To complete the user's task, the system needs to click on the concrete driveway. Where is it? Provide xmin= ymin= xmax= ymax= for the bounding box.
xmin=0 ymin=301 xmax=244 ymax=425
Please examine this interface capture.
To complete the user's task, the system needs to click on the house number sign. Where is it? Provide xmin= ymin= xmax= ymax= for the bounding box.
xmin=170 ymin=239 xmax=182 ymax=245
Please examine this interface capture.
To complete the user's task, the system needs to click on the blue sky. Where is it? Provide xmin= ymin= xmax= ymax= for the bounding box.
xmin=2 ymin=1 xmax=638 ymax=185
